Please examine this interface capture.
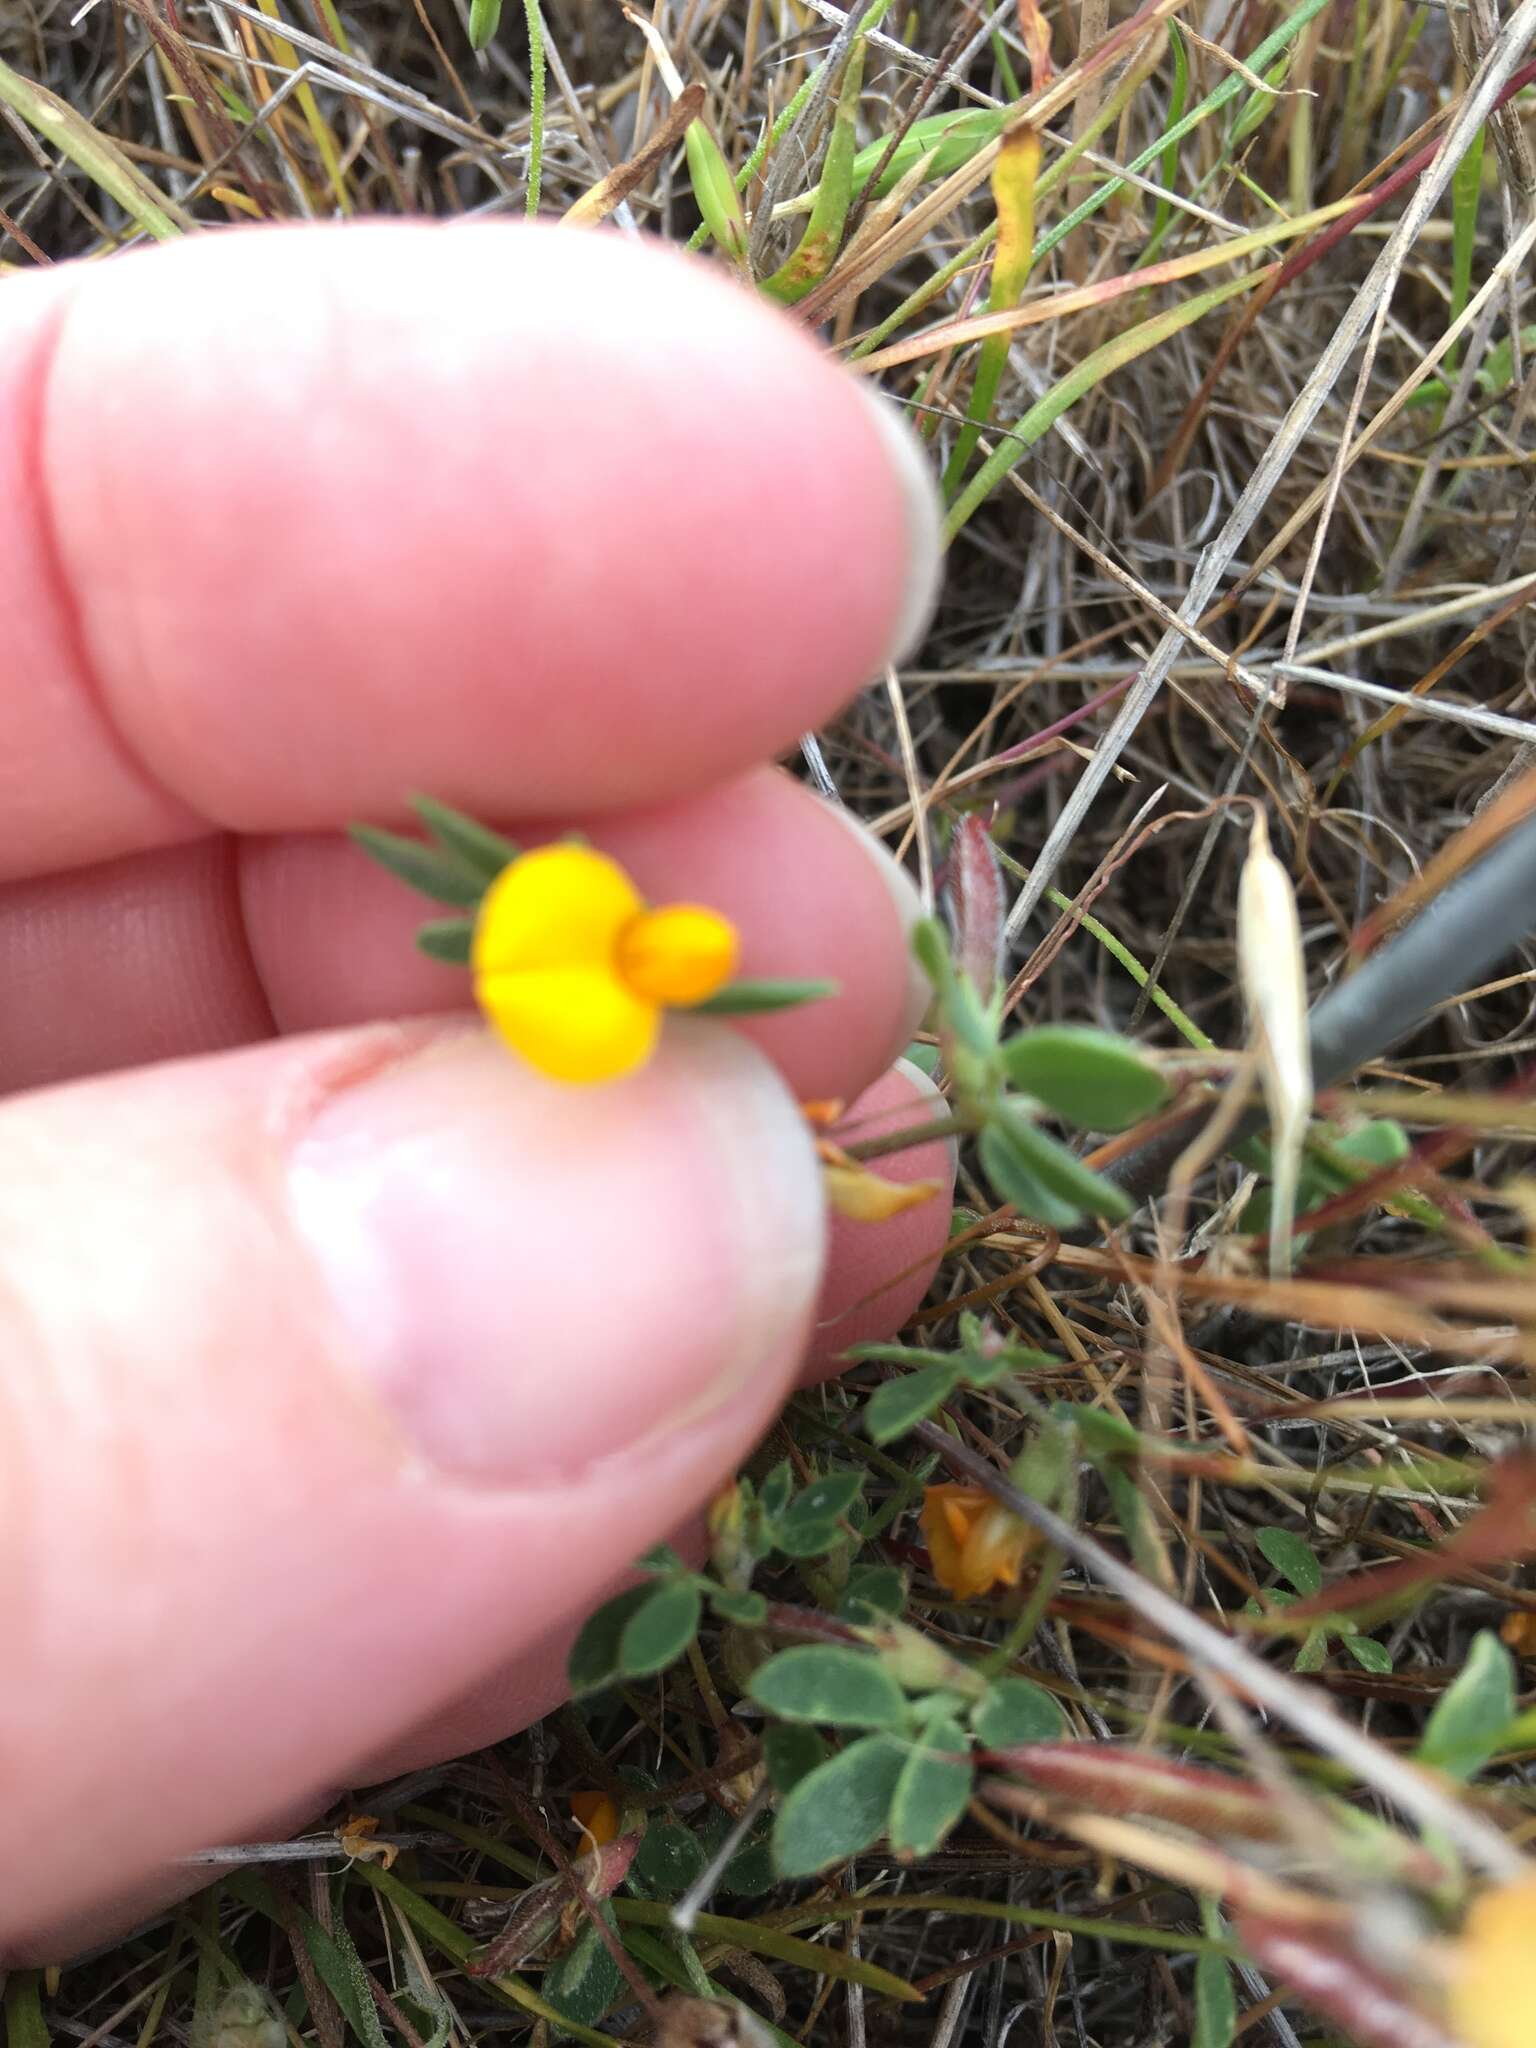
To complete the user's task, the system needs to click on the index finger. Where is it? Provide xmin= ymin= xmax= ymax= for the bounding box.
xmin=1 ymin=222 xmax=940 ymax=880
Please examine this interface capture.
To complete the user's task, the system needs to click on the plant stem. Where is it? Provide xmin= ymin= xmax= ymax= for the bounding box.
xmin=522 ymin=0 xmax=545 ymax=215
xmin=841 ymin=1110 xmax=976 ymax=1162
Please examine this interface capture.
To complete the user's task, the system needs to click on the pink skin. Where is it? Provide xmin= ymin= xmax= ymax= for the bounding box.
xmin=0 ymin=223 xmax=954 ymax=1959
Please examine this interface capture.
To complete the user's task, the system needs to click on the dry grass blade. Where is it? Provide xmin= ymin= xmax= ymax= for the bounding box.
xmin=562 ymin=81 xmax=704 ymax=223
xmin=0 ymin=53 xmax=193 ymax=239
xmin=1004 ymin=0 xmax=1536 ymax=939
xmin=914 ymin=1422 xmax=1527 ymax=1878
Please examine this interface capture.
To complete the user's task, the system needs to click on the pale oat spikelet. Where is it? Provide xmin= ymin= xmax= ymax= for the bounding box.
xmin=1236 ymin=808 xmax=1313 ymax=1278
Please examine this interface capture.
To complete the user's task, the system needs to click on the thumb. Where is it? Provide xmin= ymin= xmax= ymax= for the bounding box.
xmin=1 ymin=1018 xmax=824 ymax=1951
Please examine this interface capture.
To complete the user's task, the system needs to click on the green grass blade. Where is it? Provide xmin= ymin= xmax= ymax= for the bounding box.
xmin=1140 ymin=20 xmax=1188 ymax=266
xmin=943 ymin=124 xmax=1040 ymax=498
xmin=613 ymin=1900 xmax=922 ymax=2001
xmin=944 ymin=268 xmax=1264 ymax=538
xmin=1447 ymin=121 xmax=1485 ymax=378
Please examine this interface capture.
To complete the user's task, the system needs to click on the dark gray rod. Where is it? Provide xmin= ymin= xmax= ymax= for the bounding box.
xmin=1105 ymin=807 xmax=1536 ymax=1207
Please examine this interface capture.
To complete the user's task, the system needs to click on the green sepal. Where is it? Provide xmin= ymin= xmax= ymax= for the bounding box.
xmin=983 ymin=1107 xmax=1133 ymax=1226
xmin=349 ymin=823 xmax=486 ymax=908
xmin=416 ymin=918 xmax=474 ymax=965
xmin=409 ymin=796 xmax=518 ymax=880
xmin=692 ymin=978 xmax=837 ymax=1015
xmin=468 ymin=0 xmax=503 ymax=48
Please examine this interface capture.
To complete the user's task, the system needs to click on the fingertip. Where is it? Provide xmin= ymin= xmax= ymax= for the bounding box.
xmin=290 ymin=1020 xmax=826 ymax=1482
xmin=33 ymin=223 xmax=941 ymax=849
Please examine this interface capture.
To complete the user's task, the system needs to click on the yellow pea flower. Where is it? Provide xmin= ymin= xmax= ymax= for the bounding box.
xmin=1446 ymin=1875 xmax=1536 ymax=2048
xmin=471 ymin=844 xmax=739 ymax=1084
xmin=920 ymin=1483 xmax=1034 ymax=1602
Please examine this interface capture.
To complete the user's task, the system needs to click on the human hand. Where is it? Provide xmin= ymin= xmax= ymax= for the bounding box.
xmin=0 ymin=222 xmax=953 ymax=1958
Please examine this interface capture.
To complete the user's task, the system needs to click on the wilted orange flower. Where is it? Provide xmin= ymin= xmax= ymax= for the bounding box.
xmin=1446 ymin=1875 xmax=1536 ymax=2048
xmin=570 ymin=1790 xmax=621 ymax=1848
xmin=920 ymin=1484 xmax=1033 ymax=1601
xmin=822 ymin=1162 xmax=945 ymax=1222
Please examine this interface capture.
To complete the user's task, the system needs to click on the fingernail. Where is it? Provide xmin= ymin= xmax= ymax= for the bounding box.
xmin=288 ymin=1029 xmax=825 ymax=1484
xmin=821 ymin=801 xmax=933 ymax=1041
xmin=853 ymin=381 xmax=945 ymax=667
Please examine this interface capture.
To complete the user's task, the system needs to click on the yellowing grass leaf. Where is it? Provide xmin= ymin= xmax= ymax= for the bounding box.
xmin=991 ymin=123 xmax=1041 ymax=308
xmin=943 ymin=122 xmax=1041 ymax=496
xmin=0 ymin=55 xmax=192 ymax=241
xmin=761 ymin=34 xmax=866 ymax=303
xmin=1014 ymin=0 xmax=1054 ymax=90
xmin=859 ymin=198 xmax=1354 ymax=375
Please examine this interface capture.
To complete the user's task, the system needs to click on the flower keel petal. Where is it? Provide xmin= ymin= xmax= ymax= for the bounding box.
xmin=475 ymin=966 xmax=659 ymax=1084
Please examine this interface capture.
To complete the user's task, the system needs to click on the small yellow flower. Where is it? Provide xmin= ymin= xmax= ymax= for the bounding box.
xmin=472 ymin=844 xmax=739 ymax=1084
xmin=920 ymin=1483 xmax=1034 ymax=1602
xmin=1446 ymin=1875 xmax=1536 ymax=2048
